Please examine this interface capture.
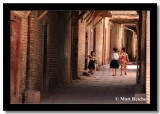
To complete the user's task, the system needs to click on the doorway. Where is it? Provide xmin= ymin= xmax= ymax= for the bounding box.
xmin=84 ymin=32 xmax=88 ymax=70
xmin=93 ymin=27 xmax=96 ymax=52
xmin=124 ymin=28 xmax=137 ymax=63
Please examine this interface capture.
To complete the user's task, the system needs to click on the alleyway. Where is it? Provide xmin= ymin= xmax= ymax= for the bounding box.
xmin=41 ymin=65 xmax=144 ymax=104
xmin=9 ymin=10 xmax=150 ymax=104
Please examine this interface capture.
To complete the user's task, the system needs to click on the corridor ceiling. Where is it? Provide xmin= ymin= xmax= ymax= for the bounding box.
xmin=123 ymin=23 xmax=137 ymax=32
xmin=109 ymin=11 xmax=139 ymax=24
xmin=82 ymin=10 xmax=139 ymax=25
xmin=109 ymin=11 xmax=139 ymax=33
xmin=110 ymin=11 xmax=138 ymax=15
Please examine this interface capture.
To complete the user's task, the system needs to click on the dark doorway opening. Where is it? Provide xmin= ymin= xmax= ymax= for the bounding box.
xmin=93 ymin=27 xmax=96 ymax=52
xmin=84 ymin=32 xmax=88 ymax=70
xmin=124 ymin=29 xmax=137 ymax=63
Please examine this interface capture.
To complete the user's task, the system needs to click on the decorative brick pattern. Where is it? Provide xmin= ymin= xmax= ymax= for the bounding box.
xmin=19 ymin=16 xmax=28 ymax=103
xmin=146 ymin=11 xmax=150 ymax=104
xmin=78 ymin=19 xmax=86 ymax=76
xmin=37 ymin=22 xmax=44 ymax=92
xmin=95 ymin=19 xmax=103 ymax=67
xmin=28 ymin=11 xmax=40 ymax=90
xmin=45 ymin=12 xmax=60 ymax=89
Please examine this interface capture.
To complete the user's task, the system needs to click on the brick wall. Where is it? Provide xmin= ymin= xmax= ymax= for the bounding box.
xmin=12 ymin=10 xmax=72 ymax=102
xmin=77 ymin=16 xmax=111 ymax=73
xmin=57 ymin=11 xmax=72 ymax=87
xmin=38 ymin=11 xmax=72 ymax=89
xmin=24 ymin=11 xmax=72 ymax=92
xmin=10 ymin=11 xmax=30 ymax=103
xmin=19 ymin=16 xmax=28 ymax=103
xmin=146 ymin=11 xmax=150 ymax=104
xmin=27 ymin=11 xmax=40 ymax=90
xmin=111 ymin=23 xmax=123 ymax=51
xmin=78 ymin=18 xmax=86 ymax=76
xmin=86 ymin=25 xmax=91 ymax=55
xmin=140 ymin=11 xmax=147 ymax=85
xmin=86 ymin=17 xmax=110 ymax=67
xmin=44 ymin=12 xmax=60 ymax=89
xmin=72 ymin=11 xmax=79 ymax=79
xmin=89 ymin=27 xmax=94 ymax=54
xmin=105 ymin=18 xmax=111 ymax=64
xmin=95 ymin=18 xmax=103 ymax=67
xmin=37 ymin=21 xmax=44 ymax=92
xmin=63 ymin=11 xmax=72 ymax=85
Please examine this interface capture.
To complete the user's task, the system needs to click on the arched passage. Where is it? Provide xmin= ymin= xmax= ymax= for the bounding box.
xmin=10 ymin=10 xmax=150 ymax=104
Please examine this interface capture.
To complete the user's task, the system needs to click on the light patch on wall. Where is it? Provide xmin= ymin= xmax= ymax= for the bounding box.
xmin=127 ymin=65 xmax=139 ymax=69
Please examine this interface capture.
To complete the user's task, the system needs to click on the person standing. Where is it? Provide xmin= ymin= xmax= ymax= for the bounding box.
xmin=87 ymin=51 xmax=96 ymax=75
xmin=120 ymin=48 xmax=129 ymax=76
xmin=110 ymin=48 xmax=119 ymax=76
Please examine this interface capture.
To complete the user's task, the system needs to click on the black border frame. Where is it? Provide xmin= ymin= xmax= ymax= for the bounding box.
xmin=3 ymin=3 xmax=157 ymax=111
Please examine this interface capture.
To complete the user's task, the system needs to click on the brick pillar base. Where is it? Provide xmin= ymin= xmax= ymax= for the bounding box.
xmin=24 ymin=90 xmax=41 ymax=104
xmin=134 ymin=84 xmax=145 ymax=93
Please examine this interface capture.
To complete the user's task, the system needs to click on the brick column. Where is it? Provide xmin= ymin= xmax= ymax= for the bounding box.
xmin=72 ymin=11 xmax=79 ymax=79
xmin=78 ymin=15 xmax=86 ymax=76
xmin=146 ymin=11 xmax=150 ymax=104
xmin=140 ymin=11 xmax=147 ymax=85
xmin=37 ymin=22 xmax=44 ymax=93
xmin=95 ymin=20 xmax=103 ymax=67
xmin=27 ymin=11 xmax=40 ymax=90
xmin=19 ymin=16 xmax=28 ymax=103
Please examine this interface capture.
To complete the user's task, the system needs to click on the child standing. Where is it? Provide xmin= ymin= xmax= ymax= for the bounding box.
xmin=110 ymin=48 xmax=119 ymax=76
xmin=87 ymin=51 xmax=96 ymax=75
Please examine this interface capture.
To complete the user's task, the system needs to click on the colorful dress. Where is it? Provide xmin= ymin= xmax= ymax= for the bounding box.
xmin=120 ymin=52 xmax=129 ymax=71
xmin=88 ymin=55 xmax=96 ymax=70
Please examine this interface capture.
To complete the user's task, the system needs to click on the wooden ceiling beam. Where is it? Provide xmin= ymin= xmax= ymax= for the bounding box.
xmin=84 ymin=12 xmax=92 ymax=20
xmin=11 ymin=11 xmax=25 ymax=17
xmin=110 ymin=19 xmax=138 ymax=24
xmin=124 ymin=27 xmax=135 ymax=32
xmin=111 ymin=15 xmax=139 ymax=20
xmin=122 ymin=23 xmax=137 ymax=26
xmin=73 ymin=11 xmax=87 ymax=25
xmin=87 ymin=11 xmax=103 ymax=26
xmin=86 ymin=11 xmax=95 ymax=23
xmin=38 ymin=11 xmax=48 ymax=21
xmin=99 ymin=11 xmax=112 ymax=17
xmin=25 ymin=11 xmax=31 ymax=17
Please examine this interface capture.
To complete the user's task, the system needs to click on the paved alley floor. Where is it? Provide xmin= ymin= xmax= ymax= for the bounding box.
xmin=41 ymin=65 xmax=146 ymax=104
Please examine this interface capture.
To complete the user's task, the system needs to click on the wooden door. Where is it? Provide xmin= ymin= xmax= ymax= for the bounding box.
xmin=10 ymin=12 xmax=21 ymax=104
